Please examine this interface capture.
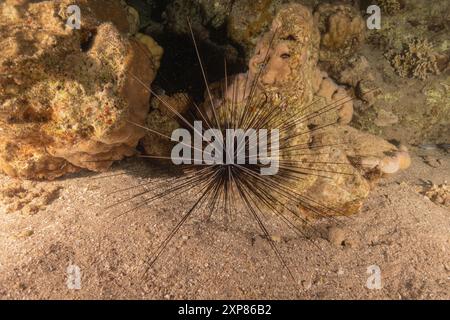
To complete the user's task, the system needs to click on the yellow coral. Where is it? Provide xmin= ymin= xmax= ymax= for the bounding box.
xmin=136 ymin=33 xmax=164 ymax=69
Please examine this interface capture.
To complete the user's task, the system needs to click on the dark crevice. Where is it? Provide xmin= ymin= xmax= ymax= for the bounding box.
xmin=80 ymin=30 xmax=97 ymax=52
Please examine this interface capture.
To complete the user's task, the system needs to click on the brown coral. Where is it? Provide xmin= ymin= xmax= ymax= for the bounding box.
xmin=248 ymin=3 xmax=320 ymax=107
xmin=388 ymin=38 xmax=440 ymax=80
xmin=227 ymin=0 xmax=279 ymax=59
xmin=421 ymin=182 xmax=450 ymax=207
xmin=377 ymin=0 xmax=402 ymax=15
xmin=142 ymin=93 xmax=192 ymax=158
xmin=315 ymin=3 xmax=365 ymax=71
xmin=0 ymin=0 xmax=161 ymax=179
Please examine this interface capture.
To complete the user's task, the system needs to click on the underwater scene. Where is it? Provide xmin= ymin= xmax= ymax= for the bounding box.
xmin=0 ymin=0 xmax=448 ymax=300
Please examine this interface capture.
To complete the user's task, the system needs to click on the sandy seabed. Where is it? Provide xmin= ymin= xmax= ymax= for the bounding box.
xmin=0 ymin=149 xmax=448 ymax=300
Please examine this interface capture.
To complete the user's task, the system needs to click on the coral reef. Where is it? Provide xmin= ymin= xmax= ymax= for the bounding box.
xmin=387 ymin=38 xmax=440 ymax=80
xmin=0 ymin=0 xmax=161 ymax=179
xmin=153 ymin=0 xmax=367 ymax=82
xmin=130 ymin=0 xmax=448 ymax=147
xmin=162 ymin=0 xmax=234 ymax=37
xmin=162 ymin=0 xmax=206 ymax=36
xmin=366 ymin=0 xmax=449 ymax=56
xmin=202 ymin=4 xmax=410 ymax=216
xmin=353 ymin=77 xmax=450 ymax=145
xmin=314 ymin=2 xmax=366 ymax=74
xmin=227 ymin=0 xmax=281 ymax=59
xmin=377 ymin=0 xmax=402 ymax=15
xmin=197 ymin=0 xmax=235 ymax=29
xmin=351 ymin=0 xmax=450 ymax=145
xmin=142 ymin=93 xmax=192 ymax=158
xmin=226 ymin=0 xmax=364 ymax=66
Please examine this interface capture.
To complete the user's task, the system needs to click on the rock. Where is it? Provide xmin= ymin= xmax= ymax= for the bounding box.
xmin=162 ymin=0 xmax=234 ymax=38
xmin=338 ymin=55 xmax=373 ymax=87
xmin=162 ymin=0 xmax=206 ymax=37
xmin=374 ymin=109 xmax=399 ymax=127
xmin=422 ymin=155 xmax=442 ymax=168
xmin=327 ymin=226 xmax=346 ymax=247
xmin=0 ymin=0 xmax=162 ymax=179
xmin=227 ymin=0 xmax=319 ymax=60
xmin=315 ymin=2 xmax=365 ymax=74
xmin=356 ymin=79 xmax=380 ymax=106
xmin=198 ymin=0 xmax=234 ymax=29
xmin=421 ymin=182 xmax=450 ymax=207
xmin=397 ymin=145 xmax=412 ymax=170
xmin=142 ymin=93 xmax=192 ymax=159
xmin=227 ymin=0 xmax=279 ymax=59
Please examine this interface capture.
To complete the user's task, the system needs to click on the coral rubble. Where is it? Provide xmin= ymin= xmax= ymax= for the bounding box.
xmin=0 ymin=180 xmax=61 ymax=215
xmin=377 ymin=0 xmax=402 ymax=15
xmin=421 ymin=182 xmax=450 ymax=207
